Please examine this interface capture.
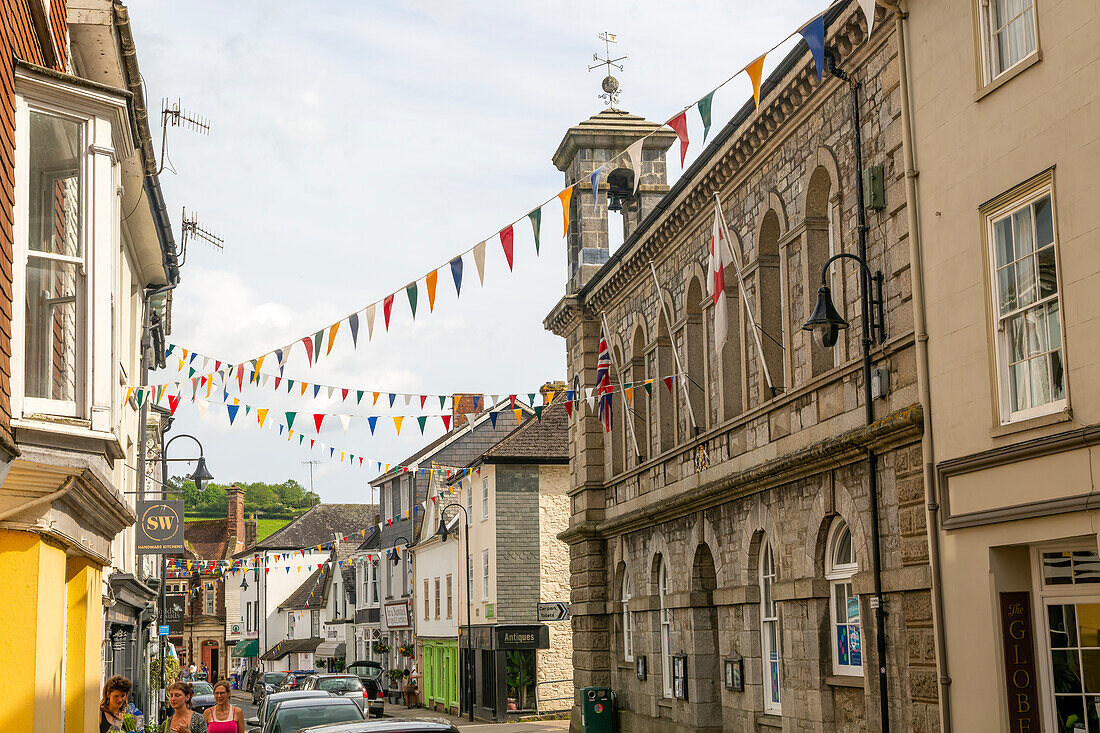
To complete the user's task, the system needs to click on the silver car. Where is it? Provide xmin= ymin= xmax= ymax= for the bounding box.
xmin=300 ymin=674 xmax=380 ymax=716
xmin=246 ymin=690 xmax=333 ymax=732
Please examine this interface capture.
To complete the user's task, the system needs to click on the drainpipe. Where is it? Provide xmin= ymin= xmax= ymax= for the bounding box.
xmin=0 ymin=476 xmax=76 ymax=522
xmin=880 ymin=1 xmax=953 ymax=729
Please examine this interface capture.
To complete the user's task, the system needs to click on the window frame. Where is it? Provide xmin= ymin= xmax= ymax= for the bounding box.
xmin=825 ymin=520 xmax=863 ymax=677
xmin=976 ymin=0 xmax=1040 ymax=86
xmin=481 ymin=476 xmax=489 ymax=521
xmin=424 ymin=579 xmax=430 ymax=620
xmin=658 ymin=559 xmax=672 ymax=698
xmin=205 ymin=587 xmax=216 ymax=616
xmin=983 ymin=173 xmax=1067 ymax=426
xmin=434 ymin=577 xmax=441 ymax=619
xmin=481 ymin=549 xmax=490 ymax=602
xmin=311 ymin=609 xmax=320 ymax=637
xmin=446 ymin=574 xmax=453 ymax=619
xmin=621 ymin=572 xmax=634 ymax=663
xmin=760 ymin=539 xmax=781 ymax=714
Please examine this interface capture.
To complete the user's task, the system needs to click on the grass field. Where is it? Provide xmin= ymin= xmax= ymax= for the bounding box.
xmin=256 ymin=518 xmax=291 ymax=541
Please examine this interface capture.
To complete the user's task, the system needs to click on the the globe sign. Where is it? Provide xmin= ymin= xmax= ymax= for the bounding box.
xmin=136 ymin=500 xmax=185 ymax=554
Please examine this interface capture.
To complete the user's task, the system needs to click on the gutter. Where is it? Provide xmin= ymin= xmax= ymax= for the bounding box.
xmin=0 ymin=477 xmax=76 ymax=522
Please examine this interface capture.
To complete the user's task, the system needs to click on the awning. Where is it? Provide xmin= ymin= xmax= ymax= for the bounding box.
xmin=232 ymin=639 xmax=258 ymax=658
xmin=261 ymin=637 xmax=323 ymax=662
xmin=315 ymin=640 xmax=346 ymax=658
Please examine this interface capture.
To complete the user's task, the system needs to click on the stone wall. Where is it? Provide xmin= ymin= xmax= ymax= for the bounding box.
xmin=538 ymin=464 xmax=574 ymax=711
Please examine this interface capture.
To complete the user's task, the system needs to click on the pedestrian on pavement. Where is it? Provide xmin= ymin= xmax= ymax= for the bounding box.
xmin=204 ymin=680 xmax=245 ymax=733
xmin=166 ymin=681 xmax=209 ymax=733
xmin=99 ymin=675 xmax=132 ymax=732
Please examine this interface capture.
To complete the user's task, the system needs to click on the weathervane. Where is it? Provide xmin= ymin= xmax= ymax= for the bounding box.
xmin=588 ymin=32 xmax=627 ymax=110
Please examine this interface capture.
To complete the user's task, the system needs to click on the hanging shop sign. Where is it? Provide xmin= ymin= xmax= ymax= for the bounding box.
xmin=384 ymin=601 xmax=411 ymax=629
xmin=999 ymin=591 xmax=1040 ymax=731
xmin=493 ymin=625 xmax=549 ymax=650
xmin=136 ymin=500 xmax=184 ymax=554
xmin=164 ymin=593 xmax=186 ymax=635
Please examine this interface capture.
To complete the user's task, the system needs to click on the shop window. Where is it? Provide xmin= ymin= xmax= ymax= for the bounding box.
xmin=826 ymin=520 xmax=862 ymax=676
xmin=761 ymin=539 xmax=781 ymax=713
xmin=506 ymin=649 xmax=537 ymax=711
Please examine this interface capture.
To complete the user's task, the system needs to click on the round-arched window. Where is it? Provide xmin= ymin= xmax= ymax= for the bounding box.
xmin=826 ymin=520 xmax=862 ymax=676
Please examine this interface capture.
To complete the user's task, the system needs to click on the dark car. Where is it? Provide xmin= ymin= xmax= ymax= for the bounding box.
xmin=253 ymin=671 xmax=292 ymax=705
xmin=189 ymin=681 xmax=216 ymax=712
xmin=294 ymin=718 xmax=461 ymax=733
xmin=261 ymin=696 xmax=364 ymax=733
xmin=346 ymin=661 xmax=385 ymax=717
xmin=275 ymin=670 xmax=315 ymax=693
xmin=245 ymin=690 xmax=333 ymax=732
xmin=300 ymin=674 xmax=383 ymax=718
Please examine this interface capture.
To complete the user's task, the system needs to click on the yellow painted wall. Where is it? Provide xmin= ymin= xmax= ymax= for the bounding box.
xmin=0 ymin=529 xmax=41 ymax=731
xmin=66 ymin=556 xmax=102 ymax=733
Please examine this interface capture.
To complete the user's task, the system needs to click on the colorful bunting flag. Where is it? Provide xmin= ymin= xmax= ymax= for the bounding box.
xmin=383 ymin=294 xmax=395 ymax=330
xmin=426 ymin=270 xmax=438 ymax=312
xmin=799 ymin=15 xmax=826 ymax=82
xmin=450 ymin=256 xmax=463 ymax=296
xmin=626 ymin=138 xmax=645 ymax=195
xmin=473 ymin=241 xmax=487 ymax=286
xmin=666 ymin=112 xmax=689 ymax=166
xmin=528 ymin=209 xmax=542 ymax=255
xmin=558 ymin=187 xmax=573 ymax=237
xmin=326 ymin=323 xmax=340 ymax=356
xmin=406 ymin=282 xmax=418 ymax=319
xmin=746 ymin=53 xmax=767 ymax=109
xmin=591 ymin=165 xmax=605 ymax=204
xmin=365 ymin=304 xmax=376 ymax=341
xmin=500 ymin=225 xmax=514 ymax=271
xmin=697 ymin=92 xmax=714 ymax=143
xmin=348 ymin=314 xmax=360 ymax=348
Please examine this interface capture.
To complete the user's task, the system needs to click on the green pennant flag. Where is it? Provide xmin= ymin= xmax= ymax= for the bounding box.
xmin=534 ymin=405 xmax=544 ymax=421
xmin=135 ymin=389 xmax=146 ymax=408
xmin=166 ymin=344 xmax=176 ymax=356
xmin=406 ymin=282 xmax=418 ymax=319
xmin=285 ymin=412 xmax=297 ymax=430
xmin=644 ymin=381 xmax=652 ymax=397
xmin=245 ymin=405 xmax=252 ymax=415
xmin=188 ymin=367 xmax=196 ymax=378
xmin=299 ymin=434 xmax=305 ymax=445
xmin=417 ymin=415 xmax=428 ymax=434
xmin=528 ymin=208 xmax=542 ymax=255
xmin=439 ymin=395 xmax=446 ymax=410
xmin=313 ymin=330 xmax=324 ymax=361
xmin=287 ymin=379 xmax=295 ymax=393
xmin=356 ymin=390 xmax=365 ymax=404
xmin=528 ymin=393 xmax=537 ymax=405
xmin=697 ymin=92 xmax=714 ymax=143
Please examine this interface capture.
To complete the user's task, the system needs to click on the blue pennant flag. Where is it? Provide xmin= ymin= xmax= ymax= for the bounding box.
xmin=799 ymin=15 xmax=826 ymax=82
xmin=450 ymin=256 xmax=464 ymax=297
xmin=367 ymin=416 xmax=378 ymax=434
xmin=591 ymin=165 xmax=605 ymax=203
xmin=348 ymin=313 xmax=360 ymax=347
xmin=227 ymin=404 xmax=240 ymax=425
xmin=489 ymin=412 xmax=498 ymax=428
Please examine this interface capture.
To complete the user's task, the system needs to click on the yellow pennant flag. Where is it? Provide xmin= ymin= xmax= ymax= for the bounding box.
xmin=512 ymin=408 xmax=523 ymax=425
xmin=178 ymin=358 xmax=185 ymax=371
xmin=340 ymin=451 xmax=345 ymax=462
xmin=255 ymin=355 xmax=266 ymax=373
xmin=326 ymin=322 xmax=340 ymax=356
xmin=394 ymin=416 xmax=403 ymax=435
xmin=625 ymin=387 xmax=634 ymax=403
xmin=125 ymin=387 xmax=134 ymax=404
xmin=426 ymin=269 xmax=438 ymax=312
xmin=545 ymin=391 xmax=555 ymax=406
xmin=746 ymin=53 xmax=767 ymax=109
xmin=205 ymin=379 xmax=213 ymax=398
xmin=257 ymin=408 xmax=269 ymax=429
xmin=300 ymin=383 xmax=308 ymax=397
xmin=288 ymin=429 xmax=294 ymax=441
xmin=372 ymin=392 xmax=380 ymax=406
xmin=558 ymin=187 xmax=574 ymax=237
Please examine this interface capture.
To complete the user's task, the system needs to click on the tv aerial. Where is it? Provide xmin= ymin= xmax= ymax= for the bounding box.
xmin=588 ymin=32 xmax=627 ymax=110
xmin=177 ymin=207 xmax=224 ymax=266
xmin=158 ymin=98 xmax=210 ymax=175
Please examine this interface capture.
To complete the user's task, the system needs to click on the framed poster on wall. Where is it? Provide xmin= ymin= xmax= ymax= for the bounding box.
xmin=724 ymin=656 xmax=744 ymax=691
xmin=672 ymin=654 xmax=688 ymax=700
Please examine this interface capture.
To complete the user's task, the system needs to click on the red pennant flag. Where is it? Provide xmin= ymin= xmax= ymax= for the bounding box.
xmin=430 ymin=495 xmax=437 ymax=504
xmin=442 ymin=414 xmax=451 ymax=431
xmin=310 ymin=439 xmax=315 ymax=449
xmin=302 ymin=336 xmax=314 ymax=366
xmin=341 ymin=389 xmax=349 ymax=401
xmin=237 ymin=365 xmax=245 ymax=391
xmin=214 ymin=361 xmax=222 ymax=372
xmin=500 ymin=225 xmax=514 ymax=271
xmin=314 ymin=414 xmax=325 ymax=432
xmin=383 ymin=294 xmax=395 ymax=330
xmin=564 ymin=400 xmax=573 ymax=418
xmin=420 ymin=395 xmax=427 ymax=409
xmin=275 ymin=377 xmax=282 ymax=390
xmin=667 ymin=112 xmax=689 ymax=166
xmin=509 ymin=395 xmax=517 ymax=408
xmin=168 ymin=394 xmax=181 ymax=415
xmin=663 ymin=376 xmax=673 ymax=392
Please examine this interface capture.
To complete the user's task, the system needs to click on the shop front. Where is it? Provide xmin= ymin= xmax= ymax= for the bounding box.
xmin=421 ymin=638 xmax=460 ymax=714
xmin=467 ymin=624 xmax=548 ymax=721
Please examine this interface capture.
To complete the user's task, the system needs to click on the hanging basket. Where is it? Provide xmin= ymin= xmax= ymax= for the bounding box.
xmin=372 ymin=640 xmax=390 ymax=655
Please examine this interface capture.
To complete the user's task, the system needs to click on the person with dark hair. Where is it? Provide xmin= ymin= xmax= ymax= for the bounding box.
xmin=204 ymin=680 xmax=245 ymax=733
xmin=100 ymin=675 xmax=134 ymax=732
xmin=167 ymin=681 xmax=209 ymax=733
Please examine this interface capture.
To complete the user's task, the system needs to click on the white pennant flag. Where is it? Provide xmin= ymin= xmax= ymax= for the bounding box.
xmin=858 ymin=0 xmax=876 ymax=33
xmin=328 ymin=386 xmax=336 ymax=400
xmin=339 ymin=415 xmax=352 ymax=434
xmin=365 ymin=305 xmax=376 ymax=341
xmin=473 ymin=241 xmax=487 ymax=285
xmin=587 ymin=394 xmax=597 ymax=412
xmin=626 ymin=138 xmax=645 ymax=196
xmin=404 ymin=394 xmax=413 ymax=407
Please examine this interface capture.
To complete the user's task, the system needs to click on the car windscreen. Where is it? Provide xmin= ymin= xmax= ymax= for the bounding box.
xmin=317 ymin=677 xmax=363 ymax=693
xmin=191 ymin=682 xmax=214 ymax=695
xmin=352 ymin=665 xmax=383 ymax=679
xmin=273 ymin=703 xmax=362 ymax=733
xmin=264 ymin=673 xmax=286 ymax=684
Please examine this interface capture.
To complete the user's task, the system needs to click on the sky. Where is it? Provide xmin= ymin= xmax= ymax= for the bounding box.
xmin=132 ymin=0 xmax=823 ymax=504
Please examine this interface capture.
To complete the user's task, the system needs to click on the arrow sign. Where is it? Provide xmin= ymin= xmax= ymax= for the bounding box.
xmin=537 ymin=601 xmax=570 ymax=622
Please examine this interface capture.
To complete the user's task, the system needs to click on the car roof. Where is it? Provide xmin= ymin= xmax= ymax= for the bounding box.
xmin=269 ymin=690 xmax=331 ymax=701
xmin=274 ymin=696 xmax=359 ymax=710
xmin=313 ymin=674 xmax=358 ymax=678
xmin=295 ymin=720 xmax=458 ymax=733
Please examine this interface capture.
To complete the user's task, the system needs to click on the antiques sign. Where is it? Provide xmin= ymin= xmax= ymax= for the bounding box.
xmin=136 ymin=500 xmax=184 ymax=554
xmin=999 ymin=591 xmax=1040 ymax=731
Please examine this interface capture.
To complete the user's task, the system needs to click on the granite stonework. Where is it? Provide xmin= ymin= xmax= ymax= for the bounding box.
xmin=544 ymin=4 xmax=938 ymax=732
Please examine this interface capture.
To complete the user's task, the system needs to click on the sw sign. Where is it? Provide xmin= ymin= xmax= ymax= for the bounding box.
xmin=136 ymin=500 xmax=185 ymax=554
xmin=537 ymin=602 xmax=570 ymax=622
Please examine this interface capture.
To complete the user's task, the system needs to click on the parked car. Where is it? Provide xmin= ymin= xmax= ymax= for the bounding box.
xmin=275 ymin=670 xmax=315 ymax=693
xmin=300 ymin=674 xmax=383 ymax=718
xmin=293 ymin=719 xmax=461 ymax=733
xmin=253 ymin=671 xmax=292 ymax=705
xmin=189 ymin=681 xmax=216 ymax=712
xmin=246 ymin=690 xmax=333 ymax=732
xmin=261 ymin=696 xmax=364 ymax=733
xmin=346 ymin=661 xmax=386 ymax=715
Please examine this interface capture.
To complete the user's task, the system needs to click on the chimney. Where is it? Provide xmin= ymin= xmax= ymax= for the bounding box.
xmin=450 ymin=393 xmax=484 ymax=430
xmin=227 ymin=485 xmax=245 ymax=545
xmin=540 ymin=380 xmax=567 ymax=400
xmin=245 ymin=515 xmax=258 ymax=549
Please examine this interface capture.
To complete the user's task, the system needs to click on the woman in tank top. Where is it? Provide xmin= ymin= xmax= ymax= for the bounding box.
xmin=204 ymin=680 xmax=245 ymax=733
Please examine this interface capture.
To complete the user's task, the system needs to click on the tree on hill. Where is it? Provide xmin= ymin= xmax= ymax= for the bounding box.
xmin=169 ymin=476 xmax=319 ymax=519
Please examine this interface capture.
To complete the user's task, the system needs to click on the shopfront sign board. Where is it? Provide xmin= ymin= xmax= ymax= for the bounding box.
xmin=136 ymin=500 xmax=185 ymax=554
xmin=999 ymin=591 xmax=1040 ymax=732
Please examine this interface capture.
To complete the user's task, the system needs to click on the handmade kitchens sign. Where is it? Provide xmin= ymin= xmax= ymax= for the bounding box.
xmin=136 ymin=500 xmax=184 ymax=554
xmin=999 ymin=591 xmax=1041 ymax=731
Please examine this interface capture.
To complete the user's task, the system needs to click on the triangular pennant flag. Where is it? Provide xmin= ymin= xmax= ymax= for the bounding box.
xmin=300 ymin=383 xmax=309 ymax=397
xmin=799 ymin=15 xmax=826 ymax=82
xmin=512 ymin=408 xmax=523 ymax=425
xmin=310 ymin=439 xmax=315 ymax=449
xmin=257 ymin=408 xmax=269 ymax=428
xmin=404 ymin=393 xmax=414 ymax=407
xmin=348 ymin=314 xmax=360 ymax=348
xmin=356 ymin=390 xmax=365 ymax=404
xmin=406 ymin=282 xmax=418 ymax=319
xmin=341 ymin=388 xmax=349 ymax=401
xmin=746 ymin=53 xmax=767 ymax=109
xmin=287 ymin=379 xmax=295 ymax=393
xmin=168 ymin=394 xmax=180 ymax=415
xmin=545 ymin=391 xmax=556 ymax=406
xmin=558 ymin=187 xmax=573 ymax=236
xmin=313 ymin=384 xmax=322 ymax=399
xmin=388 ymin=393 xmax=397 ymax=408
xmin=667 ymin=112 xmax=690 ymax=166
xmin=500 ymin=225 xmax=514 ymax=271
xmin=285 ymin=412 xmax=297 ymax=430
xmin=697 ymin=91 xmax=714 ymax=143
xmin=227 ymin=404 xmax=240 ymax=425
xmin=314 ymin=413 xmax=325 ymax=432
xmin=125 ymin=387 xmax=134 ymax=405
xmin=393 ymin=416 xmax=403 ymax=435
xmin=528 ymin=208 xmax=542 ymax=255
xmin=426 ymin=269 xmax=438 ymax=312
xmin=439 ymin=395 xmax=447 ymax=410
xmin=383 ymin=294 xmax=395 ymax=330
xmin=313 ymin=330 xmax=324 ymax=362
xmin=442 ymin=414 xmax=452 ymax=431
xmin=644 ymin=380 xmax=653 ymax=397
xmin=339 ymin=414 xmax=351 ymax=434
xmin=859 ymin=0 xmax=877 ymax=33
xmin=489 ymin=412 xmax=498 ymax=428
xmin=527 ymin=393 xmax=537 ymax=405
xmin=365 ymin=304 xmax=376 ymax=341
xmin=590 ymin=165 xmax=605 ymax=204
xmin=625 ymin=387 xmax=634 ymax=403
xmin=509 ymin=394 xmax=517 ymax=409
xmin=417 ymin=416 xmax=428 ymax=434
xmin=663 ymin=375 xmax=673 ymax=392
xmin=326 ymin=322 xmax=340 ymax=356
xmin=534 ymin=405 xmax=544 ymax=421
xmin=564 ymin=400 xmax=573 ymax=418
xmin=135 ymin=390 xmax=146 ymax=408
xmin=473 ymin=241 xmax=487 ymax=286
xmin=372 ymin=392 xmax=380 ymax=406
xmin=301 ymin=336 xmax=314 ymax=366
xmin=450 ymin=256 xmax=463 ymax=297
xmin=625 ymin=138 xmax=646 ymax=196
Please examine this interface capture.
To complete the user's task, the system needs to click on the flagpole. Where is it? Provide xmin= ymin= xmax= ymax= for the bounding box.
xmin=599 ymin=312 xmax=644 ymax=462
xmin=715 ymin=194 xmax=779 ymax=397
xmin=648 ymin=262 xmax=699 ymax=435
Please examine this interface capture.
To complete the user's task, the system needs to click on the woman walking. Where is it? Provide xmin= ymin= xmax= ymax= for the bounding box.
xmin=166 ymin=681 xmax=209 ymax=733
xmin=99 ymin=675 xmax=134 ymax=732
xmin=204 ymin=680 xmax=245 ymax=733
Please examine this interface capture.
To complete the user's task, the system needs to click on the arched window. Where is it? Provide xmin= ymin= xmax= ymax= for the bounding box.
xmin=659 ymin=558 xmax=672 ymax=697
xmin=621 ymin=573 xmax=634 ymax=662
xmin=684 ymin=276 xmax=707 ymax=437
xmin=805 ymin=166 xmax=837 ymax=378
xmin=631 ymin=326 xmax=648 ymax=463
xmin=826 ymin=520 xmax=862 ymax=676
xmin=760 ymin=540 xmax=781 ymax=713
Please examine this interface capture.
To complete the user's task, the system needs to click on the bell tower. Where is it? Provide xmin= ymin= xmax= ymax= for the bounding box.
xmin=552 ymin=111 xmax=676 ymax=293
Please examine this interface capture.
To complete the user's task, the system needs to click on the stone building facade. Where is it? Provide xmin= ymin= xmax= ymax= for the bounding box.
xmin=544 ymin=2 xmax=938 ymax=731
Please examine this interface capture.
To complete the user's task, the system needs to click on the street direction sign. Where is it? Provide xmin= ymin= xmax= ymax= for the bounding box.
xmin=537 ymin=601 xmax=570 ymax=622
xmin=158 ymin=625 xmax=170 ymax=636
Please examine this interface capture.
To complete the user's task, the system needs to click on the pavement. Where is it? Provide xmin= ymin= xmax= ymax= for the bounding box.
xmin=232 ymin=691 xmax=570 ymax=732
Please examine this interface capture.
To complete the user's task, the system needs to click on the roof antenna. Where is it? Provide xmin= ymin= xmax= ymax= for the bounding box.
xmin=159 ymin=98 xmax=210 ymax=175
xmin=178 ymin=207 xmax=224 ymax=266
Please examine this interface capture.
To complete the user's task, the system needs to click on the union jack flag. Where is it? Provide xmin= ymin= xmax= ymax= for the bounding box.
xmin=596 ymin=325 xmax=613 ymax=432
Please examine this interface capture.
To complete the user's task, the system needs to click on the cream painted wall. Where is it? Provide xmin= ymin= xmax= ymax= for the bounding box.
xmin=536 ymin=464 xmax=573 ymax=709
xmin=465 ymin=466 xmax=498 ymax=624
